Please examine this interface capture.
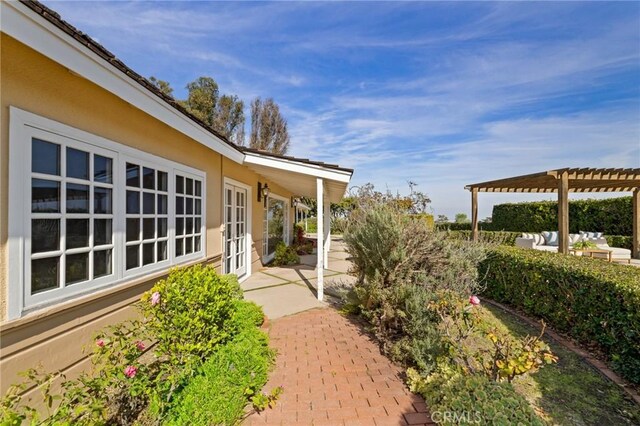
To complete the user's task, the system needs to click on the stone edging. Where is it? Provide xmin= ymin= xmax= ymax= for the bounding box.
xmin=480 ymin=297 xmax=640 ymax=406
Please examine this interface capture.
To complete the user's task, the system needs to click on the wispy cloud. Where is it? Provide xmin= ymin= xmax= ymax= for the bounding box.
xmin=44 ymin=1 xmax=640 ymax=218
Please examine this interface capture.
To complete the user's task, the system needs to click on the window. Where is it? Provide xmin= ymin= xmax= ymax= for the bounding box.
xmin=9 ymin=109 xmax=206 ymax=318
xmin=175 ymin=173 xmax=203 ymax=259
xmin=124 ymin=163 xmax=169 ymax=272
xmin=29 ymin=138 xmax=115 ymax=298
xmin=262 ymin=195 xmax=289 ymax=261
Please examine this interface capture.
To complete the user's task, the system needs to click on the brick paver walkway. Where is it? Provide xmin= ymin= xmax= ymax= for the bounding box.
xmin=245 ymin=308 xmax=435 ymax=426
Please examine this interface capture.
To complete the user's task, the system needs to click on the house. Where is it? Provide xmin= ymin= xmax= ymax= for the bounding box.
xmin=0 ymin=0 xmax=353 ymax=398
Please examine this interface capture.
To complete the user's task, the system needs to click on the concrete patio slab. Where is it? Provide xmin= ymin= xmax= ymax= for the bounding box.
xmin=241 ymin=272 xmax=290 ymax=291
xmin=260 ymin=266 xmax=340 ymax=283
xmin=243 ymin=283 xmax=326 ymax=319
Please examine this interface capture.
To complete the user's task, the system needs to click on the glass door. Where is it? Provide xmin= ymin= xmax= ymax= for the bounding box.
xmin=224 ymin=183 xmax=247 ymax=277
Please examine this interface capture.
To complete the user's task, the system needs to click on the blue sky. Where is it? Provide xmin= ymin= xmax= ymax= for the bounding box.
xmin=45 ymin=1 xmax=640 ymax=219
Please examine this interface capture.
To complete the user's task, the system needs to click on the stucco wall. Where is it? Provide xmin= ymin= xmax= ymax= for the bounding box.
xmin=0 ymin=34 xmax=293 ymax=395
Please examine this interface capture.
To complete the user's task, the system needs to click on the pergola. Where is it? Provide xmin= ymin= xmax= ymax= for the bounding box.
xmin=465 ymin=168 xmax=640 ymax=258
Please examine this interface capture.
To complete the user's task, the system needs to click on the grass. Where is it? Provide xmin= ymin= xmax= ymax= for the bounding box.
xmin=162 ymin=301 xmax=274 ymax=426
xmin=477 ymin=302 xmax=640 ymax=425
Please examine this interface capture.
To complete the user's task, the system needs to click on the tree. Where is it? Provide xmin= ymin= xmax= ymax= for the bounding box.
xmin=149 ymin=76 xmax=174 ymax=97
xmin=182 ymin=76 xmax=245 ymax=145
xmin=249 ymin=97 xmax=290 ymax=155
xmin=455 ymin=213 xmax=470 ymax=223
xmin=436 ymin=214 xmax=450 ymax=223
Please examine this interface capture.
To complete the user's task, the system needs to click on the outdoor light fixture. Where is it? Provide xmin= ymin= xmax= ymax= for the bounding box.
xmin=257 ymin=182 xmax=270 ymax=207
xmin=291 ymin=197 xmax=299 ymax=208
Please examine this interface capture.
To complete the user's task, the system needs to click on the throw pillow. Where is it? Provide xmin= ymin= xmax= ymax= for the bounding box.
xmin=546 ymin=231 xmax=559 ymax=246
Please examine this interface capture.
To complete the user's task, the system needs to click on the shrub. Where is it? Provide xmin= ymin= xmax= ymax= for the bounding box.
xmin=480 ymin=246 xmax=640 ymax=384
xmin=271 ymin=241 xmax=300 ymax=266
xmin=408 ymin=367 xmax=544 ymax=426
xmin=140 ymin=265 xmax=242 ymax=362
xmin=164 ymin=302 xmax=274 ymax=426
xmin=606 ymin=235 xmax=633 ymax=250
xmin=445 ymin=230 xmax=520 ymax=246
xmin=491 ymin=197 xmax=632 ymax=235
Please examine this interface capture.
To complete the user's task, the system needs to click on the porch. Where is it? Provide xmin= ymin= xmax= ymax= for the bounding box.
xmin=241 ymin=237 xmax=356 ymax=319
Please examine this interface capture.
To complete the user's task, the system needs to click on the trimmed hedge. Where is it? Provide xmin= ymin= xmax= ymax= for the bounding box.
xmin=606 ymin=235 xmax=633 ymax=251
xmin=491 ymin=197 xmax=632 ymax=235
xmin=480 ymin=246 xmax=640 ymax=384
xmin=445 ymin=230 xmax=520 ymax=246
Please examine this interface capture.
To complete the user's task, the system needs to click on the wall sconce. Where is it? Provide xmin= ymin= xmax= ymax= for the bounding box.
xmin=257 ymin=182 xmax=270 ymax=207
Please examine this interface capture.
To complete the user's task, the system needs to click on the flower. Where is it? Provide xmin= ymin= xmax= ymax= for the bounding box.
xmin=469 ymin=295 xmax=481 ymax=306
xmin=124 ymin=365 xmax=138 ymax=378
xmin=135 ymin=341 xmax=145 ymax=351
xmin=96 ymin=339 xmax=105 ymax=348
xmin=150 ymin=292 xmax=161 ymax=306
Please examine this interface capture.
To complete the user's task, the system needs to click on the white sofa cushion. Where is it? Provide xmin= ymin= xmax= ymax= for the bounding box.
xmin=542 ymin=231 xmax=559 ymax=246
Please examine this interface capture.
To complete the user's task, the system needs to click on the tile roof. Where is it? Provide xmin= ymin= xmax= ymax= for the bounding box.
xmin=19 ymin=0 xmax=353 ymax=174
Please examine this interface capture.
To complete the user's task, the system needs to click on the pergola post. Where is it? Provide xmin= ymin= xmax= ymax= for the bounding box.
xmin=316 ymin=177 xmax=324 ymax=301
xmin=633 ymin=188 xmax=639 ymax=259
xmin=558 ymin=171 xmax=570 ymax=254
xmin=323 ymin=199 xmax=330 ymax=268
xmin=471 ymin=188 xmax=479 ymax=242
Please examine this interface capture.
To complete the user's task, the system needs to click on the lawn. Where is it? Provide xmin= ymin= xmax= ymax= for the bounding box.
xmin=478 ymin=302 xmax=640 ymax=425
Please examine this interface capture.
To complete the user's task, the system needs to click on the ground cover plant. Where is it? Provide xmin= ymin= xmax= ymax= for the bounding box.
xmin=0 ymin=265 xmax=276 ymax=425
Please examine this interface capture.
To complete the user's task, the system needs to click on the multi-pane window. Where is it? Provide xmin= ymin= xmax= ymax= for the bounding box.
xmin=30 ymin=138 xmax=115 ymax=295
xmin=175 ymin=174 xmax=203 ymax=258
xmin=14 ymin=117 xmax=207 ymax=316
xmin=125 ymin=163 xmax=169 ymax=271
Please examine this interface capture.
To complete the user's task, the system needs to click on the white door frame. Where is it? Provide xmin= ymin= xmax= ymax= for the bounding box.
xmin=222 ymin=177 xmax=252 ymax=282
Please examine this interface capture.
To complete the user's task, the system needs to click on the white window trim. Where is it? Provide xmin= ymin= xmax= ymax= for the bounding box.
xmin=262 ymin=192 xmax=290 ymax=264
xmin=222 ymin=177 xmax=253 ymax=282
xmin=8 ymin=106 xmax=207 ymax=320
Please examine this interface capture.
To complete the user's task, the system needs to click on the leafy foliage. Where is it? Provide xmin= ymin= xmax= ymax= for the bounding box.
xmin=407 ymin=367 xmax=544 ymax=426
xmin=1 ymin=267 xmax=271 ymax=425
xmin=140 ymin=265 xmax=242 ymax=361
xmin=445 ymin=230 xmax=520 ymax=246
xmin=491 ymin=196 xmax=632 ymax=235
xmin=249 ymin=97 xmax=290 ymax=154
xmin=164 ymin=301 xmax=274 ymax=425
xmin=271 ymin=241 xmax=300 ymax=266
xmin=480 ymin=246 xmax=640 ymax=384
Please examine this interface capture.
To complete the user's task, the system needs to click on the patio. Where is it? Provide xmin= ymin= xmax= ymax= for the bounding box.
xmin=242 ymin=238 xmax=356 ymax=319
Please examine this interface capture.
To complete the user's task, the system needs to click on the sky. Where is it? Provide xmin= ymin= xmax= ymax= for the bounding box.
xmin=44 ymin=1 xmax=640 ymax=219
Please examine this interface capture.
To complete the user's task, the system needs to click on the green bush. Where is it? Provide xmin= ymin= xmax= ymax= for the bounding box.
xmin=140 ymin=265 xmax=242 ymax=361
xmin=408 ymin=213 xmax=435 ymax=230
xmin=491 ymin=197 xmax=632 ymax=235
xmin=409 ymin=368 xmax=544 ymax=426
xmin=165 ymin=301 xmax=273 ymax=426
xmin=271 ymin=241 xmax=300 ymax=266
xmin=480 ymin=246 xmax=640 ymax=384
xmin=445 ymin=230 xmax=520 ymax=246
xmin=606 ymin=235 xmax=633 ymax=250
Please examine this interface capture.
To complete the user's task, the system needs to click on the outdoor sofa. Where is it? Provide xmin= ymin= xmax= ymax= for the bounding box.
xmin=515 ymin=231 xmax=632 ymax=263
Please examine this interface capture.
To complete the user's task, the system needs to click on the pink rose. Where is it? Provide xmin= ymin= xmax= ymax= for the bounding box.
xmin=150 ymin=292 xmax=161 ymax=306
xmin=469 ymin=295 xmax=481 ymax=306
xmin=124 ymin=365 xmax=138 ymax=378
xmin=135 ymin=341 xmax=145 ymax=351
xmin=96 ymin=339 xmax=105 ymax=348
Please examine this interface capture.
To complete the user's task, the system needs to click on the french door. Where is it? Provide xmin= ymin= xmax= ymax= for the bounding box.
xmin=224 ymin=183 xmax=247 ymax=277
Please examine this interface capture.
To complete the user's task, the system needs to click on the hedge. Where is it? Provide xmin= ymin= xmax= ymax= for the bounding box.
xmin=480 ymin=246 xmax=640 ymax=384
xmin=491 ymin=197 xmax=632 ymax=235
xmin=606 ymin=235 xmax=633 ymax=251
xmin=445 ymin=230 xmax=520 ymax=246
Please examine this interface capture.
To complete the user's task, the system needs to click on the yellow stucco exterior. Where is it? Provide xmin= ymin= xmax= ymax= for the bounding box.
xmin=0 ymin=34 xmax=295 ymax=395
